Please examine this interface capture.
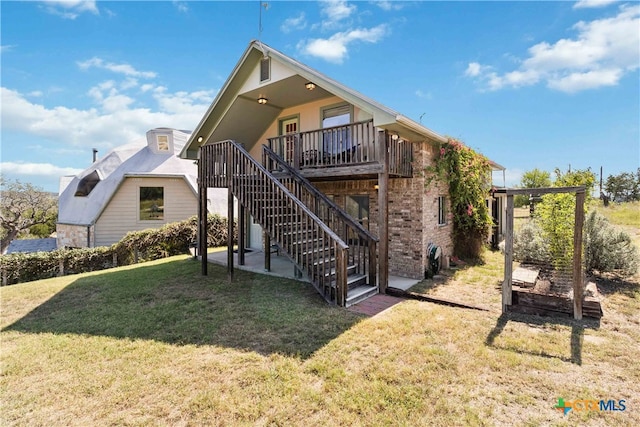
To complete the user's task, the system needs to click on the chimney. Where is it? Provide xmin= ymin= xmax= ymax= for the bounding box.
xmin=92 ymin=148 xmax=98 ymax=163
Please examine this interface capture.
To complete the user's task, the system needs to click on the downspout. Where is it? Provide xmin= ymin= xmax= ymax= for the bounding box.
xmin=87 ymin=225 xmax=91 ymax=247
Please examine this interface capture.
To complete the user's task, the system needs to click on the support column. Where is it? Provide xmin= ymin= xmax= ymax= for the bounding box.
xmin=239 ymin=205 xmax=246 ymax=266
xmin=198 ymin=154 xmax=208 ymax=276
xmin=502 ymin=194 xmax=514 ymax=312
xmin=263 ymin=230 xmax=271 ymax=271
xmin=377 ymin=130 xmax=389 ymax=293
xmin=573 ymin=191 xmax=585 ymax=320
xmin=227 ymin=187 xmax=234 ymax=281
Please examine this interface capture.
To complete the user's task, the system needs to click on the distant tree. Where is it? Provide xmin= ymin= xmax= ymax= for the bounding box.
xmin=515 ymin=168 xmax=552 ymax=207
xmin=604 ymin=169 xmax=640 ymax=202
xmin=0 ymin=177 xmax=58 ymax=253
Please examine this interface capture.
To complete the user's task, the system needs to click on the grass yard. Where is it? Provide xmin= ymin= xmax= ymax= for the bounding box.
xmin=1 ymin=203 xmax=639 ymax=425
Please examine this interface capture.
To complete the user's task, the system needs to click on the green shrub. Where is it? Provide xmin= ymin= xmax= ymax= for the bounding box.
xmin=513 ymin=211 xmax=639 ymax=278
xmin=584 ymin=211 xmax=639 ymax=277
xmin=513 ymin=220 xmax=551 ymax=264
xmin=0 ymin=214 xmax=234 ymax=285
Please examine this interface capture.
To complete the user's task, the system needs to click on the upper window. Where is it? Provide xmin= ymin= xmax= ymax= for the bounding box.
xmin=157 ymin=135 xmax=169 ymax=151
xmin=438 ymin=196 xmax=447 ymax=225
xmin=74 ymin=170 xmax=100 ymax=197
xmin=140 ymin=187 xmax=164 ymax=221
xmin=322 ymin=103 xmax=351 ymax=128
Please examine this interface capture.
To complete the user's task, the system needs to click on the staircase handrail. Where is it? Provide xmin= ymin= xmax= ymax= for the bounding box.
xmin=263 ymin=144 xmax=379 ymax=244
xmin=202 ymin=139 xmax=348 ymax=250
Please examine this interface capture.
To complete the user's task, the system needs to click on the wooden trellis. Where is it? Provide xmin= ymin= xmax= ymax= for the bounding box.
xmin=494 ymin=186 xmax=586 ymax=320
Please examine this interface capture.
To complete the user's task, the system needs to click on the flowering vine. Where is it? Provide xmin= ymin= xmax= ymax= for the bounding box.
xmin=425 ymin=138 xmax=493 ymax=258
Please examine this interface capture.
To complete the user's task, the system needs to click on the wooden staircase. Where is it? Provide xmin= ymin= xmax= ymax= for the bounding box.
xmin=199 ymin=140 xmax=378 ymax=307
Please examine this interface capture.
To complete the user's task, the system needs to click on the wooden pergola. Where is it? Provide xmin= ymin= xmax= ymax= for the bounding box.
xmin=494 ymin=186 xmax=586 ymax=320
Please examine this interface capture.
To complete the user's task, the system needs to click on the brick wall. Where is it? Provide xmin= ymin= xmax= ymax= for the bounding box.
xmin=313 ymin=140 xmax=452 ymax=280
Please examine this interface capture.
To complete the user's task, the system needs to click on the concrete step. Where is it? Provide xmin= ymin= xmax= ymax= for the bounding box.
xmin=346 ymin=284 xmax=378 ymax=307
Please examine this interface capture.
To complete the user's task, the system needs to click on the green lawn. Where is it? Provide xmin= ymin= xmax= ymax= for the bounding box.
xmin=2 ymin=246 xmax=639 ymax=424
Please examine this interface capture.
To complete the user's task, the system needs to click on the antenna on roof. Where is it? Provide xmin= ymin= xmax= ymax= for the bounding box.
xmin=258 ymin=2 xmax=269 ymax=57
xmin=92 ymin=148 xmax=98 ymax=163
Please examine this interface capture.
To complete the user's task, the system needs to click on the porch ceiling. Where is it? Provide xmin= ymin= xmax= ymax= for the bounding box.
xmin=207 ymin=75 xmax=334 ymax=149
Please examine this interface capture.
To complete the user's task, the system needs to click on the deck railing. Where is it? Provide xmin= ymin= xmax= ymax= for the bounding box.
xmin=266 ymin=120 xmax=413 ymax=177
xmin=263 ymin=145 xmax=378 ymax=288
xmin=200 ymin=139 xmax=350 ymax=305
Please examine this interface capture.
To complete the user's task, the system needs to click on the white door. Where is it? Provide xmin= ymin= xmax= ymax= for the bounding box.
xmin=248 ymin=214 xmax=263 ymax=250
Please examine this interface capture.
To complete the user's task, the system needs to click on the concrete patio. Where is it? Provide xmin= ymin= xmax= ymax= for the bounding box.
xmin=206 ymin=248 xmax=420 ymax=292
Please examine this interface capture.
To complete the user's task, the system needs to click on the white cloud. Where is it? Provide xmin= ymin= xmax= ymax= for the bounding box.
xmin=1 ymin=45 xmax=16 ymax=53
xmin=375 ymin=1 xmax=404 ymax=12
xmin=574 ymin=0 xmax=620 ymax=9
xmin=299 ymin=24 xmax=388 ymax=63
xmin=415 ymin=90 xmax=432 ymax=100
xmin=39 ymin=0 xmax=99 ymax=19
xmin=0 ymin=161 xmax=83 ymax=177
xmin=547 ymin=68 xmax=622 ymax=92
xmin=466 ymin=4 xmax=639 ymax=93
xmin=465 ymin=62 xmax=484 ymax=77
xmin=77 ymin=57 xmax=157 ymax=79
xmin=0 ymin=84 xmax=215 ymax=150
xmin=173 ymin=1 xmax=189 ymax=13
xmin=281 ymin=12 xmax=307 ymax=33
xmin=322 ymin=0 xmax=356 ymax=23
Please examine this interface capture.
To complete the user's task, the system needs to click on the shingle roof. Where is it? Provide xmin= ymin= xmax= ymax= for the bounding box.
xmin=5 ymin=238 xmax=57 ymax=254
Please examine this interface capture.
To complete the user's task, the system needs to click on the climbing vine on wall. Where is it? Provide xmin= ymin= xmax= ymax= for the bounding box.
xmin=425 ymin=138 xmax=493 ymax=259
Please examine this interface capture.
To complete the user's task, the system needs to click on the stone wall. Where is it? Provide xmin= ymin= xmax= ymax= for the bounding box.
xmin=56 ymin=224 xmax=94 ymax=248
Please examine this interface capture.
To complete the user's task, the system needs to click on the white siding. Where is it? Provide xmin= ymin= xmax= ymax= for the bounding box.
xmin=94 ymin=177 xmax=197 ymax=247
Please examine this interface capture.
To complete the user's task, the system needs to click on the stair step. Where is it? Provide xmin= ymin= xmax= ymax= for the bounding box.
xmin=323 ymin=264 xmax=357 ymax=279
xmin=347 ymin=273 xmax=367 ymax=289
xmin=346 ymin=285 xmax=378 ymax=307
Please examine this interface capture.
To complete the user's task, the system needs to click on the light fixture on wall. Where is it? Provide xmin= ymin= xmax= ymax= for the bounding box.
xmin=257 ymin=96 xmax=268 ymax=104
xmin=197 ymin=136 xmax=204 ymax=143
xmin=305 ymin=82 xmax=316 ymax=91
xmin=391 ymin=133 xmax=399 ymax=141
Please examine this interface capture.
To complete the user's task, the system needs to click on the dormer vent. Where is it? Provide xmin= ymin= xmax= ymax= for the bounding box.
xmin=260 ymin=57 xmax=270 ymax=82
xmin=157 ymin=135 xmax=169 ymax=151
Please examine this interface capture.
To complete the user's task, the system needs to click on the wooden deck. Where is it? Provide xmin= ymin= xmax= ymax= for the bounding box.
xmin=266 ymin=119 xmax=413 ymax=178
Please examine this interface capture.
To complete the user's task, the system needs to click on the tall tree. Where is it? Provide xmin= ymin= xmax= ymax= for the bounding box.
xmin=604 ymin=169 xmax=640 ymax=202
xmin=1 ymin=177 xmax=57 ymax=253
xmin=515 ymin=168 xmax=552 ymax=207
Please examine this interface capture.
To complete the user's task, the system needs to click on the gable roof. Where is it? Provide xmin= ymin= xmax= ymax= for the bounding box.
xmin=180 ymin=40 xmax=447 ymax=160
xmin=58 ymin=128 xmax=197 ymax=227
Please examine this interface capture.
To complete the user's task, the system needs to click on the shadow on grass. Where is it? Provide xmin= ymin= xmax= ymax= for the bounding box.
xmin=3 ymin=258 xmax=363 ymax=359
xmin=485 ymin=312 xmax=600 ymax=365
xmin=593 ymin=274 xmax=639 ymax=299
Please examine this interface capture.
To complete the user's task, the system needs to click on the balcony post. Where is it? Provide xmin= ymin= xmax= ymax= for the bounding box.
xmin=377 ymin=130 xmax=389 ymax=293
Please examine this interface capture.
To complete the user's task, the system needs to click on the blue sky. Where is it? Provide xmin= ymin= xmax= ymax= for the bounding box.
xmin=1 ymin=0 xmax=638 ymax=193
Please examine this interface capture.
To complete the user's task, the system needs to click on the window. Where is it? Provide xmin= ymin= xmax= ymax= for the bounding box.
xmin=140 ymin=187 xmax=164 ymax=220
xmin=74 ymin=170 xmax=100 ymax=197
xmin=157 ymin=135 xmax=169 ymax=151
xmin=322 ymin=103 xmax=351 ymax=128
xmin=322 ymin=103 xmax=353 ymax=157
xmin=346 ymin=194 xmax=369 ymax=244
xmin=438 ymin=196 xmax=447 ymax=225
